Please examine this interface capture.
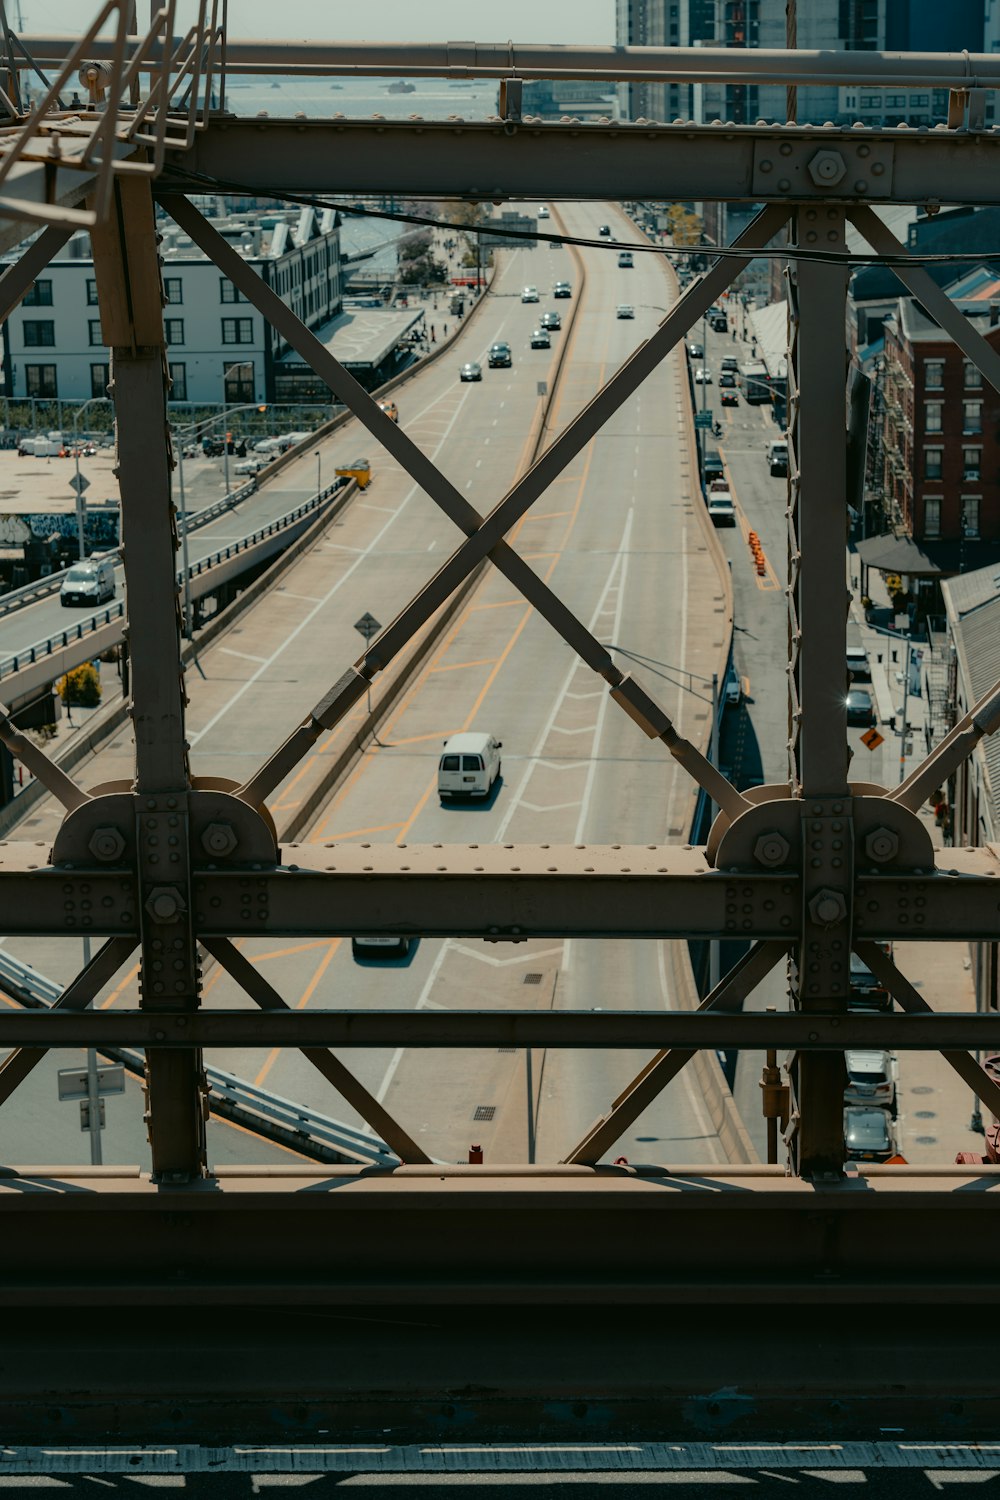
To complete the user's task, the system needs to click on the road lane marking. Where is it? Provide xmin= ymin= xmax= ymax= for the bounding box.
xmin=253 ymin=938 xmax=341 ymax=1088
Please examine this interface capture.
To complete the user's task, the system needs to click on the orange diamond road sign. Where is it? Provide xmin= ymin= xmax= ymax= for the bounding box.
xmin=861 ymin=727 xmax=884 ymax=751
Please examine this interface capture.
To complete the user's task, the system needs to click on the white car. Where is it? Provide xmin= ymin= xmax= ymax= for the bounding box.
xmin=724 ymin=666 xmax=742 ymax=705
xmin=537 ymin=205 xmax=550 ymax=218
xmin=234 ymin=457 xmax=265 ymax=475
xmin=694 ymin=367 xmax=713 ymax=384
xmin=521 ymin=285 xmax=539 ymax=303
xmin=616 ymin=304 xmax=635 ymax=319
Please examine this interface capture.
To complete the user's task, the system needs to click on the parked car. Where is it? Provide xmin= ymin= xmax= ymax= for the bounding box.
xmin=553 ymin=280 xmax=572 ymax=298
xmin=618 ymin=251 xmax=634 ymax=268
xmin=539 ymin=310 xmax=561 ymax=331
xmin=378 ymin=399 xmax=399 ymax=422
xmin=703 ymin=449 xmax=725 ymax=482
xmin=694 ymin=367 xmax=712 ymax=384
xmin=846 ymin=686 xmax=876 ymax=726
xmin=537 ymin=205 xmax=550 ymax=218
xmin=616 ymin=304 xmax=635 ymax=319
xmin=598 ymin=224 xmax=611 ymax=236
xmin=530 ymin=328 xmax=551 ymax=348
xmin=845 ymin=1106 xmax=896 ymax=1163
xmin=724 ymin=666 xmax=742 ymax=704
xmin=460 ymin=362 xmax=482 ymax=382
xmin=847 ymin=643 xmax=871 ymax=681
xmin=234 ymin=457 xmax=265 ymax=475
xmin=721 ymin=389 xmax=739 ymax=406
xmin=352 ymin=935 xmax=413 ymax=960
xmin=438 ymin=732 xmax=502 ymax=801
xmin=521 ymin=285 xmax=539 ymax=303
xmin=488 ymin=341 xmax=512 ymax=368
xmin=844 ymin=1050 xmax=896 ymax=1113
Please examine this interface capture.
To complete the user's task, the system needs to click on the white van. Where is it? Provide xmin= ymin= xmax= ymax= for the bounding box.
xmin=60 ymin=555 xmax=116 ymax=608
xmin=438 ymin=732 xmax=502 ymax=801
xmin=765 ymin=438 xmax=789 ymax=477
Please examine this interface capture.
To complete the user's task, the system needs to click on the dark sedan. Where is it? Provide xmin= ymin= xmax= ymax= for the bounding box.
xmin=846 ymin=687 xmax=876 ymax=726
xmin=459 ymin=362 xmax=482 ymax=382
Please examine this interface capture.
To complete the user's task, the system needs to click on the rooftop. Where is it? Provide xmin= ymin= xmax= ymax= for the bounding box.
xmin=276 ymin=305 xmax=423 ymax=371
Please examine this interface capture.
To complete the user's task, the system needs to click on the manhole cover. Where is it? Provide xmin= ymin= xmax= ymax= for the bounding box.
xmin=915 ymin=1110 xmax=936 ymax=1119
xmin=911 ymin=1085 xmax=934 ymax=1095
xmin=915 ymin=1136 xmax=937 ymax=1145
xmin=473 ymin=1105 xmax=496 ymax=1122
xmin=523 ymin=973 xmax=542 ymax=985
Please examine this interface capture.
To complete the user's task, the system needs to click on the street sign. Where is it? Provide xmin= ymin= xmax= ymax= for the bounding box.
xmin=860 ymin=727 xmax=884 ymax=752
xmin=354 ymin=612 xmax=382 ymax=643
xmin=57 ymin=1063 xmax=125 ymax=1101
xmin=694 ymin=410 xmax=714 ymax=429
xmin=67 ymin=472 xmax=90 ymax=495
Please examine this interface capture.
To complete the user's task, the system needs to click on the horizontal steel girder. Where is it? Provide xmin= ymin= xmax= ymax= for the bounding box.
xmin=161 ymin=119 xmax=1000 ymax=207
xmin=4 ymin=842 xmax=999 ymax=940
xmin=0 ymin=1009 xmax=997 ymax=1049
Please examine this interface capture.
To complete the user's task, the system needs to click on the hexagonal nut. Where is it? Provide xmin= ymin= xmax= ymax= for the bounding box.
xmin=145 ymin=885 xmax=186 ymax=924
xmin=808 ymin=149 xmax=847 ymax=187
xmin=754 ymin=831 xmax=791 ymax=869
xmin=88 ymin=825 xmax=126 ymax=864
xmin=864 ymin=826 xmax=900 ymax=865
xmin=808 ymin=888 xmax=848 ymax=928
xmin=201 ymin=821 xmax=238 ymax=859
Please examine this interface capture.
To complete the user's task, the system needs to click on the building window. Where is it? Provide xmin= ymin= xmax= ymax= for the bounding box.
xmin=963 ymin=400 xmax=983 ymax=434
xmin=168 ymin=361 xmax=187 ymax=402
xmin=924 ymin=360 xmax=944 ymax=389
xmin=220 ymin=278 xmax=246 ymax=303
xmin=222 ymin=317 xmax=254 ymax=345
xmin=164 ymin=319 xmax=184 ymax=345
xmin=23 ymin=320 xmax=55 ymax=347
xmin=25 ymin=363 xmax=57 ymax=397
xmin=963 ymin=495 xmax=981 ymax=537
xmin=223 ymin=361 xmax=254 ymax=402
xmin=925 ymin=401 xmax=943 ymax=432
xmin=90 ymin=362 xmax=109 ymax=399
xmin=163 ymin=277 xmax=183 ymax=305
xmin=965 ymin=360 xmax=983 ymax=388
xmin=963 ymin=447 xmax=982 ymax=480
xmin=22 ymin=279 xmax=52 ymax=306
xmin=86 ymin=278 xmax=99 ymax=306
xmin=923 ymin=496 xmax=941 ymax=537
xmin=924 ymin=447 xmax=943 ymax=480
xmin=88 ymin=319 xmax=104 ymax=347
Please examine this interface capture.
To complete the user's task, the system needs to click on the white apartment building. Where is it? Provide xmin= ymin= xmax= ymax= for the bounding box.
xmin=2 ymin=203 xmax=343 ymax=407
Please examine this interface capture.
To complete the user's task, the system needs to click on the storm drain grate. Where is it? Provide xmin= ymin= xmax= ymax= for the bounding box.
xmin=497 ymin=1046 xmax=517 ymax=1053
xmin=474 ymin=1105 xmax=497 ymax=1122
xmin=523 ymin=972 xmax=543 ymax=985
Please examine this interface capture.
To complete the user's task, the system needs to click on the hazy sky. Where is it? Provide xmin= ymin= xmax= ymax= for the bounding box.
xmin=20 ymin=2 xmax=615 ymax=44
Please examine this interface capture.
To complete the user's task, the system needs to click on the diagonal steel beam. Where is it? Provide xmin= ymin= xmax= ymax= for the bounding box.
xmin=0 ymin=702 xmax=90 ymax=812
xmin=855 ymin=939 xmax=1000 ymax=1121
xmin=201 ymin=936 xmax=431 ymax=1164
xmin=170 ymin=195 xmax=779 ymax=821
xmin=563 ymin=941 xmax=787 ymax=1164
xmin=851 ymin=205 xmax=1000 ymax=400
xmin=890 ymin=673 xmax=1000 ymax=814
xmin=0 ymin=937 xmax=136 ymax=1107
xmin=0 ymin=223 xmax=72 ymax=320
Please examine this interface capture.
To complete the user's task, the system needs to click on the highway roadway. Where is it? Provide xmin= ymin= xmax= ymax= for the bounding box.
xmin=0 ymin=203 xmax=732 ymax=1170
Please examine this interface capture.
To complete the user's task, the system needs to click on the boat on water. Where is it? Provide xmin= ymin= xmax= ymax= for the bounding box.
xmin=387 ymin=80 xmax=416 ymax=94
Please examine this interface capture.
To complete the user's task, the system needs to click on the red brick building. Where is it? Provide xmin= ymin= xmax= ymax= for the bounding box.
xmin=882 ymin=297 xmax=1000 ymax=548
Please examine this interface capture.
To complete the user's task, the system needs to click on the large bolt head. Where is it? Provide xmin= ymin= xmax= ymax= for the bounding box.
xmin=754 ymin=831 xmax=791 ymax=868
xmin=808 ymin=888 xmax=848 ymax=928
xmin=145 ymin=886 xmax=185 ymax=924
xmin=202 ymin=821 xmax=238 ymax=859
xmin=88 ymin=825 xmax=126 ymax=863
xmin=808 ymin=149 xmax=847 ymax=187
xmin=865 ymin=826 xmax=900 ymax=864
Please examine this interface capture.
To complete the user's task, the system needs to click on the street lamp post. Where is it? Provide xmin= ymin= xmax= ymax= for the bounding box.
xmin=315 ymin=449 xmax=321 ymax=497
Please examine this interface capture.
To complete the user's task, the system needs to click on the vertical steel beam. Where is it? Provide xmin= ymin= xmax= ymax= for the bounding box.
xmin=786 ymin=206 xmax=852 ymax=1177
xmin=92 ymin=176 xmax=205 ymax=1181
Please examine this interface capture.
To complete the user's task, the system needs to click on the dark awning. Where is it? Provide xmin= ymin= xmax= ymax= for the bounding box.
xmin=856 ymin=533 xmax=1000 ymax=579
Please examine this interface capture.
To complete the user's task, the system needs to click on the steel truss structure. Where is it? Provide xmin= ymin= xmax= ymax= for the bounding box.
xmin=4 ymin=23 xmax=1000 ymax=1439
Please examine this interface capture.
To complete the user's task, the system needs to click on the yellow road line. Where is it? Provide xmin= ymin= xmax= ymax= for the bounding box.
xmin=253 ymin=937 xmax=341 ymax=1089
